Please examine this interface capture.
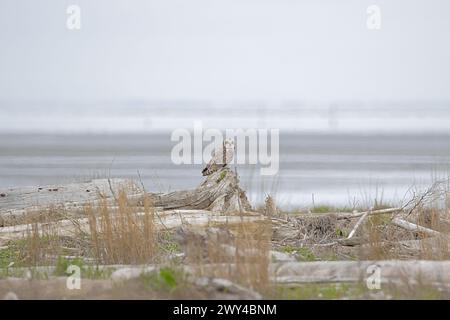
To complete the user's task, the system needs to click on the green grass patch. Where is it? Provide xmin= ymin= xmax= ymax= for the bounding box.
xmin=310 ymin=205 xmax=335 ymax=214
xmin=276 ymin=282 xmax=449 ymax=300
xmin=0 ymin=239 xmax=30 ymax=268
xmin=141 ymin=267 xmax=187 ymax=293
xmin=83 ymin=265 xmax=114 ymax=280
xmin=158 ymin=231 xmax=182 ymax=260
xmin=0 ymin=246 xmax=20 ymax=268
xmin=310 ymin=205 xmax=356 ymax=214
xmin=335 ymin=228 xmax=348 ymax=237
xmin=54 ymin=256 xmax=85 ymax=276
xmin=276 ymin=283 xmax=367 ymax=299
xmin=160 ymin=239 xmax=181 ymax=254
xmin=281 ymin=246 xmax=316 ymax=261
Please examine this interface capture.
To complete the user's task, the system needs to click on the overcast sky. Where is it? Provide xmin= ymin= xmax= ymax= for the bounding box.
xmin=0 ymin=0 xmax=449 ymax=102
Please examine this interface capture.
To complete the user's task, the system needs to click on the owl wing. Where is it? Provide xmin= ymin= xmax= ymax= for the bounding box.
xmin=224 ymin=147 xmax=234 ymax=165
xmin=202 ymin=144 xmax=233 ymax=176
xmin=211 ymin=144 xmax=225 ymax=165
xmin=212 ymin=145 xmax=233 ymax=165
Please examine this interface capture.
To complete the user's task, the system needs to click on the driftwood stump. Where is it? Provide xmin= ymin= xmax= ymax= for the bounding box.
xmin=152 ymin=167 xmax=252 ymax=213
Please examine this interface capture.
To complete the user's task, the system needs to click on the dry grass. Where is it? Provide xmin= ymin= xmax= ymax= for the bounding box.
xmin=19 ymin=215 xmax=62 ymax=267
xmin=2 ymin=180 xmax=450 ymax=299
xmin=230 ymin=221 xmax=272 ymax=293
xmin=356 ymin=191 xmax=450 ymax=260
xmin=3 ymin=188 xmax=158 ymax=268
xmin=85 ymin=190 xmax=157 ymax=265
xmin=184 ymin=218 xmax=272 ymax=295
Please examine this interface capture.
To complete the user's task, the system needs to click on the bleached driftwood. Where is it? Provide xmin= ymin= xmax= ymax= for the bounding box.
xmin=3 ymin=259 xmax=450 ymax=292
xmin=0 ymin=178 xmax=138 ymax=212
xmin=337 ymin=217 xmax=448 ymax=247
xmin=0 ymin=209 xmax=266 ymax=245
xmin=99 ymin=260 xmax=450 ymax=288
xmin=271 ymin=260 xmax=450 ymax=286
xmin=0 ymin=168 xmax=252 ymax=227
xmin=287 ymin=207 xmax=401 ymax=225
xmin=346 ymin=210 xmax=371 ymax=239
xmin=391 ymin=217 xmax=445 ymax=238
xmin=336 ymin=207 xmax=403 ymax=220
xmin=396 ymin=237 xmax=450 ymax=250
xmin=351 ymin=238 xmax=450 ymax=259
xmin=151 ymin=168 xmax=251 ymax=212
xmin=0 ymin=179 xmax=140 ymax=226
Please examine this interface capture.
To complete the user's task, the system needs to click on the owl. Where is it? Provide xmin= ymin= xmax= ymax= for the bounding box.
xmin=202 ymin=138 xmax=235 ymax=176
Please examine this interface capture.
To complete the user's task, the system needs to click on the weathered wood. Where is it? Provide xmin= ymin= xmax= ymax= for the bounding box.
xmin=0 ymin=209 xmax=266 ymax=245
xmin=336 ymin=207 xmax=403 ymax=220
xmin=4 ymin=260 xmax=450 ymax=288
xmin=352 ymin=238 xmax=450 ymax=259
xmin=391 ymin=217 xmax=446 ymax=238
xmin=62 ymin=260 xmax=450 ymax=288
xmin=0 ymin=179 xmax=140 ymax=226
xmin=346 ymin=210 xmax=371 ymax=239
xmin=271 ymin=260 xmax=450 ymax=286
xmin=0 ymin=178 xmax=138 ymax=211
xmin=282 ymin=208 xmax=401 ymax=222
xmin=151 ymin=168 xmax=251 ymax=212
xmin=396 ymin=237 xmax=450 ymax=250
xmin=0 ymin=168 xmax=252 ymax=227
xmin=0 ymin=270 xmax=263 ymax=300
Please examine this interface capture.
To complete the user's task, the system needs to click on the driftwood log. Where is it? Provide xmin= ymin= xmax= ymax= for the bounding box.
xmin=89 ymin=260 xmax=450 ymax=287
xmin=0 ymin=210 xmax=266 ymax=245
xmin=0 ymin=167 xmax=252 ymax=227
xmin=271 ymin=260 xmax=450 ymax=286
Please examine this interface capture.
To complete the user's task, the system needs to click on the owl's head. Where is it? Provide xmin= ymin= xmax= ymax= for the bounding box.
xmin=224 ymin=138 xmax=235 ymax=149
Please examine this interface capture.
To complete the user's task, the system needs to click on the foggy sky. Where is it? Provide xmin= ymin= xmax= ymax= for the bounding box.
xmin=1 ymin=0 xmax=449 ymax=103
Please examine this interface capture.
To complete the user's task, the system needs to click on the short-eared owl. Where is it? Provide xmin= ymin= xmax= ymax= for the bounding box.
xmin=202 ymin=138 xmax=235 ymax=176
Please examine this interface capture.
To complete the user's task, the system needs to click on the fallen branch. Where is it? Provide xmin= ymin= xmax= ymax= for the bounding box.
xmin=346 ymin=209 xmax=371 ymax=239
xmin=336 ymin=207 xmax=403 ymax=220
xmin=391 ymin=217 xmax=445 ymax=238
xmin=0 ymin=209 xmax=266 ymax=244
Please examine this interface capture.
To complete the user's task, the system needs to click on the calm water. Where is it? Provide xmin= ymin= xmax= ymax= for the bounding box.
xmin=1 ymin=132 xmax=449 ymax=209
